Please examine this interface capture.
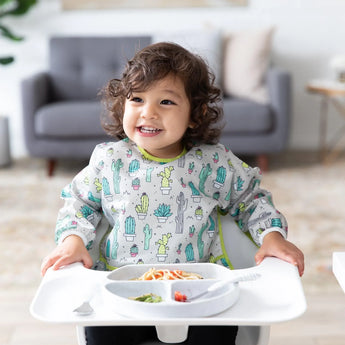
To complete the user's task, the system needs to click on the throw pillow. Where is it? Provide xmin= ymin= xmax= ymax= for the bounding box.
xmin=223 ymin=27 xmax=275 ymax=104
xmin=152 ymin=29 xmax=222 ymax=86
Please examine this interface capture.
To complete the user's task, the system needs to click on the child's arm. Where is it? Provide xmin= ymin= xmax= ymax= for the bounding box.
xmin=255 ymin=232 xmax=304 ymax=276
xmin=41 ymin=235 xmax=93 ymax=276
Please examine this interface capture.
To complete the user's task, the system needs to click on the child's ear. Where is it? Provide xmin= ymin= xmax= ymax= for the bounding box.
xmin=188 ymin=111 xmax=196 ymax=129
xmin=202 ymin=104 xmax=208 ymax=116
xmin=188 ymin=104 xmax=206 ymax=129
xmin=188 ymin=122 xmax=196 ymax=129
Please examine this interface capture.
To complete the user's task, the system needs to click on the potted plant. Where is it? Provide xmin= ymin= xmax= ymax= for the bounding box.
xmin=154 ymin=203 xmax=172 ymax=223
xmin=0 ymin=0 xmax=37 ymax=65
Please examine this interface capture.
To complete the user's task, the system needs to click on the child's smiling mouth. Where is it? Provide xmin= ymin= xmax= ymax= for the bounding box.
xmin=137 ymin=126 xmax=162 ymax=135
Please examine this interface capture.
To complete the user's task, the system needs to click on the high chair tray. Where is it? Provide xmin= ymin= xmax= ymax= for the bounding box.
xmin=30 ymin=257 xmax=306 ymax=327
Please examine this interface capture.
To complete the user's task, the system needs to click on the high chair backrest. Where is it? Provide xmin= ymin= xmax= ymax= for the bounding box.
xmin=219 ymin=214 xmax=270 ymax=345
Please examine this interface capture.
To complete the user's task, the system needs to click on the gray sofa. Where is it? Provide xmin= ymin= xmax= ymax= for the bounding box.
xmin=21 ymin=36 xmax=291 ymax=175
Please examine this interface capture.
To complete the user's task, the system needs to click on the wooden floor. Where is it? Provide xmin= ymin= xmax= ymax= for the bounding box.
xmin=1 ymin=285 xmax=345 ymax=345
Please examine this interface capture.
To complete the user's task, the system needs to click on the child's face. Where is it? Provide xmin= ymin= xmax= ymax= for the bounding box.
xmin=123 ymin=74 xmax=192 ymax=158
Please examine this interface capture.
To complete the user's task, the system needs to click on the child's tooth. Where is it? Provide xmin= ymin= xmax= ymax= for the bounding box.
xmin=141 ymin=127 xmax=158 ymax=133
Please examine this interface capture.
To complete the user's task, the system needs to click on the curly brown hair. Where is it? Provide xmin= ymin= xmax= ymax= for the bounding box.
xmin=101 ymin=42 xmax=223 ymax=149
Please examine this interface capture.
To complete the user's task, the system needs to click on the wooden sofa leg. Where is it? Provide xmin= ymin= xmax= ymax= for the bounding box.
xmin=47 ymin=159 xmax=56 ymax=177
xmin=256 ymin=154 xmax=269 ymax=172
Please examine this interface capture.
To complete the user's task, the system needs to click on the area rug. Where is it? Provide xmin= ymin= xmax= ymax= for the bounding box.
xmin=1 ymin=153 xmax=344 ymax=294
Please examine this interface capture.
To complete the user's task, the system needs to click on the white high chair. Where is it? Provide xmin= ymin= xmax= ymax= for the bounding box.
xmin=76 ymin=215 xmax=270 ymax=345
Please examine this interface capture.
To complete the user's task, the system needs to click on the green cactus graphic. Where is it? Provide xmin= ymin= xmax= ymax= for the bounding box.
xmin=242 ymin=161 xmax=250 ymax=170
xmin=88 ymin=191 xmax=101 ymax=203
xmin=112 ymin=158 xmax=124 ymax=194
xmin=76 ymin=205 xmax=94 ymax=220
xmin=146 ymin=167 xmax=154 ymax=182
xmin=96 ymin=160 xmax=104 ymax=173
xmin=111 ymin=220 xmax=120 ymax=259
xmin=106 ymin=239 xmax=111 ymax=258
xmin=94 ymin=178 xmax=102 ymax=193
xmin=130 ymin=244 xmax=138 ymax=257
xmin=188 ymin=181 xmax=200 ymax=196
xmin=252 ymin=178 xmax=261 ymax=189
xmin=124 ymin=216 xmax=136 ymax=241
xmin=215 ymin=166 xmax=226 ymax=185
xmin=107 ymin=147 xmax=114 ymax=156
xmin=271 ymin=218 xmax=282 ymax=228
xmin=135 ymin=193 xmax=149 ymax=218
xmin=213 ymin=152 xmax=219 ymax=163
xmin=158 ymin=166 xmax=174 ymax=193
xmin=143 ymin=224 xmax=152 ymax=250
xmin=197 ymin=220 xmax=209 ymax=259
xmin=228 ymin=159 xmax=235 ymax=171
xmin=154 ymin=204 xmax=172 ymax=221
xmin=231 ymin=202 xmax=245 ymax=217
xmin=102 ymin=177 xmax=110 ymax=194
xmin=188 ymin=161 xmax=194 ymax=173
xmin=156 ymin=233 xmax=172 ymax=255
xmin=188 ymin=181 xmax=202 ymax=203
xmin=207 ymin=215 xmax=215 ymax=237
xmin=189 ymin=225 xmax=195 ymax=237
xmin=55 ymin=216 xmax=77 ymax=242
xmin=61 ymin=189 xmax=72 ymax=198
xmin=125 ymin=216 xmax=136 ymax=235
xmin=132 ymin=177 xmax=140 ymax=190
xmin=213 ymin=191 xmax=220 ymax=200
xmin=225 ymin=187 xmax=231 ymax=201
xmin=199 ymin=163 xmax=212 ymax=195
xmin=185 ymin=243 xmax=195 ymax=262
xmin=234 ymin=176 xmax=245 ymax=191
xmin=102 ymin=177 xmax=113 ymax=200
xmin=129 ymin=159 xmax=140 ymax=175
xmin=195 ymin=206 xmax=203 ymax=220
xmin=195 ymin=148 xmax=202 ymax=159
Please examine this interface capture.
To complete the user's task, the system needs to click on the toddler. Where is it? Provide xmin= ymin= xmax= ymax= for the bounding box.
xmin=42 ymin=42 xmax=304 ymax=345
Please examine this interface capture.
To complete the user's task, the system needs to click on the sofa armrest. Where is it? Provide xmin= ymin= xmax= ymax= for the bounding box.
xmin=21 ymin=72 xmax=51 ymax=152
xmin=267 ymin=67 xmax=292 ymax=151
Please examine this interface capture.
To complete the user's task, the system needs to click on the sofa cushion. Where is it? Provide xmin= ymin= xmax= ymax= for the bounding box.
xmin=221 ymin=98 xmax=273 ymax=134
xmin=152 ymin=30 xmax=222 ymax=85
xmin=223 ymin=27 xmax=274 ymax=104
xmin=35 ymin=101 xmax=107 ymax=138
xmin=49 ymin=36 xmax=152 ymax=101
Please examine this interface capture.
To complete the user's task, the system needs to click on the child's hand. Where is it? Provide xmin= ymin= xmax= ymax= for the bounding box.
xmin=41 ymin=235 xmax=93 ymax=276
xmin=255 ymin=232 xmax=304 ymax=276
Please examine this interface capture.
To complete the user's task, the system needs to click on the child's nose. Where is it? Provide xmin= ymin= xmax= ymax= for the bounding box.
xmin=140 ymin=103 xmax=158 ymax=119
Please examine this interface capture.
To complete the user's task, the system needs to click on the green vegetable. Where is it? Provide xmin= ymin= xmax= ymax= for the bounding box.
xmin=130 ymin=293 xmax=162 ymax=303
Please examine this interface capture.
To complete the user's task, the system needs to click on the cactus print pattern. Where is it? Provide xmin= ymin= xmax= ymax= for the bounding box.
xmin=55 ymin=140 xmax=287 ymax=269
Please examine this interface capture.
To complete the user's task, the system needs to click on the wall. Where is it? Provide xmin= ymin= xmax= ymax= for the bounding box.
xmin=1 ymin=0 xmax=345 ymax=158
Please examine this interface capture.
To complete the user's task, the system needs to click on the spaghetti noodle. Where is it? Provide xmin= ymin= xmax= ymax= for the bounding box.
xmin=136 ymin=268 xmax=203 ymax=281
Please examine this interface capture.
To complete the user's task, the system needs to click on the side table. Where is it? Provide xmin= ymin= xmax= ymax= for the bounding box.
xmin=306 ymin=80 xmax=345 ymax=163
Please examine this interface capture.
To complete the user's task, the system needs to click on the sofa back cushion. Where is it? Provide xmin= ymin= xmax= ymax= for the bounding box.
xmin=152 ymin=30 xmax=222 ymax=86
xmin=49 ymin=36 xmax=152 ymax=101
xmin=223 ymin=27 xmax=274 ymax=104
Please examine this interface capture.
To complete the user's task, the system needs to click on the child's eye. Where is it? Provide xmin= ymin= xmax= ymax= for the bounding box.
xmin=130 ymin=97 xmax=143 ymax=103
xmin=161 ymin=99 xmax=176 ymax=105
